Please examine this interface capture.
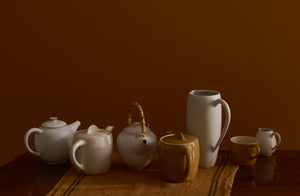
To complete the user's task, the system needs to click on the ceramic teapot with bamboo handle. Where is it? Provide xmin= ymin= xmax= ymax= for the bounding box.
xmin=117 ymin=102 xmax=157 ymax=169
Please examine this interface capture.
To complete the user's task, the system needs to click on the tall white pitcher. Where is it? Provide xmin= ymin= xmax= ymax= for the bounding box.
xmin=187 ymin=90 xmax=231 ymax=168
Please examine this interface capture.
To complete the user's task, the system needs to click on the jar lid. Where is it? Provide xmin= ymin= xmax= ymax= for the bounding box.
xmin=161 ymin=132 xmax=197 ymax=145
xmin=41 ymin=117 xmax=67 ymax=128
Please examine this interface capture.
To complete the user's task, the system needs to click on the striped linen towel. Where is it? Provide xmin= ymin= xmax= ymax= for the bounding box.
xmin=47 ymin=152 xmax=238 ymax=196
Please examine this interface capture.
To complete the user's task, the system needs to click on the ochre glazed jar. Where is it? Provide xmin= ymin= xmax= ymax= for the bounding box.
xmin=159 ymin=132 xmax=199 ymax=182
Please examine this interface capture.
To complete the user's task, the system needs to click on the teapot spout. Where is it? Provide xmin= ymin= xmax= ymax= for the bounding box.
xmin=134 ymin=136 xmax=153 ymax=155
xmin=69 ymin=121 xmax=81 ymax=133
xmin=105 ymin=126 xmax=114 ymax=132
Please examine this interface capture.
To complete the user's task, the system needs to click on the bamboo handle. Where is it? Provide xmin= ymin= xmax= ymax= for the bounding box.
xmin=128 ymin=102 xmax=147 ymax=134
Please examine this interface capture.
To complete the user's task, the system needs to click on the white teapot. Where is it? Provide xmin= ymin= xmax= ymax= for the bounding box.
xmin=24 ymin=117 xmax=81 ymax=164
xmin=117 ymin=102 xmax=157 ymax=169
xmin=70 ymin=125 xmax=114 ymax=174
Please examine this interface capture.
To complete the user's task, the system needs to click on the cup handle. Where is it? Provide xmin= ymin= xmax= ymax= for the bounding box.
xmin=212 ymin=99 xmax=231 ymax=152
xmin=178 ymin=146 xmax=192 ymax=182
xmin=69 ymin=139 xmax=86 ymax=171
xmin=24 ymin=128 xmax=43 ymax=156
xmin=250 ymin=146 xmax=261 ymax=159
xmin=272 ymin=132 xmax=281 ymax=150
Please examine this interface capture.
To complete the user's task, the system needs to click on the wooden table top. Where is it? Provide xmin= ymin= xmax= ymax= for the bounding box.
xmin=0 ymin=150 xmax=299 ymax=196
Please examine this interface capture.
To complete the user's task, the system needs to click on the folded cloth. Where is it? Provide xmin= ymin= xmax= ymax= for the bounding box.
xmin=47 ymin=152 xmax=238 ymax=196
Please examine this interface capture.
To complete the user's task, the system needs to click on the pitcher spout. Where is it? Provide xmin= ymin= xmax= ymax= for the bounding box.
xmin=69 ymin=121 xmax=81 ymax=133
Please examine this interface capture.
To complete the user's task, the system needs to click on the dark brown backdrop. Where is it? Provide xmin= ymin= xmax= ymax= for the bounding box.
xmin=1 ymin=0 xmax=299 ymax=166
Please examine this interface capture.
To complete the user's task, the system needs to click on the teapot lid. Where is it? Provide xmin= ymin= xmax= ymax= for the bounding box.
xmin=41 ymin=117 xmax=67 ymax=128
xmin=76 ymin=125 xmax=111 ymax=139
xmin=161 ymin=132 xmax=197 ymax=145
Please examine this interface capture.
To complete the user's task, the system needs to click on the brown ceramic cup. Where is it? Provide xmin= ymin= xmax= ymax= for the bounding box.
xmin=158 ymin=132 xmax=199 ymax=182
xmin=230 ymin=136 xmax=260 ymax=166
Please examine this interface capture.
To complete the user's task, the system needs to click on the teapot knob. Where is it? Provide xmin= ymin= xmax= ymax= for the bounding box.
xmin=176 ymin=131 xmax=186 ymax=141
xmin=50 ymin=117 xmax=58 ymax=121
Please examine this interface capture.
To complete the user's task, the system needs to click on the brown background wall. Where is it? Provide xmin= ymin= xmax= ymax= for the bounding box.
xmin=0 ymin=1 xmax=299 ymax=166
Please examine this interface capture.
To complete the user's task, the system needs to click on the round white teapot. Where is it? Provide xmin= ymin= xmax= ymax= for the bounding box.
xmin=24 ymin=117 xmax=81 ymax=164
xmin=117 ymin=102 xmax=157 ymax=169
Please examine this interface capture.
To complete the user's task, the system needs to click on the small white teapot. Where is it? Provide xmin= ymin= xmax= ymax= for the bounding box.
xmin=24 ymin=117 xmax=81 ymax=164
xmin=70 ymin=125 xmax=114 ymax=174
xmin=256 ymin=128 xmax=281 ymax=156
xmin=117 ymin=102 xmax=157 ymax=169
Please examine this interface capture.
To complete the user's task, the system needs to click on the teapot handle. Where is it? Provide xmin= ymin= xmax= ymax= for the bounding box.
xmin=128 ymin=102 xmax=147 ymax=134
xmin=69 ymin=139 xmax=86 ymax=171
xmin=24 ymin=128 xmax=43 ymax=156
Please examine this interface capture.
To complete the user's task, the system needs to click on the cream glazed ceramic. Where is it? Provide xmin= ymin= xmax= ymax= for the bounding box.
xmin=187 ymin=90 xmax=231 ymax=168
xmin=24 ymin=117 xmax=81 ymax=164
xmin=117 ymin=102 xmax=157 ymax=169
xmin=256 ymin=128 xmax=281 ymax=156
xmin=70 ymin=125 xmax=114 ymax=174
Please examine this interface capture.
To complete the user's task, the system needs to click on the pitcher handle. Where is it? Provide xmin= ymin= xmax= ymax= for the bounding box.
xmin=69 ymin=139 xmax=86 ymax=171
xmin=24 ymin=128 xmax=43 ymax=156
xmin=272 ymin=132 xmax=281 ymax=150
xmin=212 ymin=99 xmax=231 ymax=152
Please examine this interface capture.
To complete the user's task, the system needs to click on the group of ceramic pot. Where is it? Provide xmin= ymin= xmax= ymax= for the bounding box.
xmin=24 ymin=102 xmax=158 ymax=174
xmin=24 ymin=90 xmax=281 ymax=183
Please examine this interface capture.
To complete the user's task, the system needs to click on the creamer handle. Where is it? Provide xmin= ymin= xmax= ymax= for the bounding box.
xmin=272 ymin=132 xmax=281 ymax=150
xmin=69 ymin=139 xmax=86 ymax=171
xmin=24 ymin=128 xmax=43 ymax=156
xmin=213 ymin=99 xmax=231 ymax=152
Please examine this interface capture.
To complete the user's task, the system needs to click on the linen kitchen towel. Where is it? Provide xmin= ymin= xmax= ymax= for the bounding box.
xmin=47 ymin=152 xmax=238 ymax=196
